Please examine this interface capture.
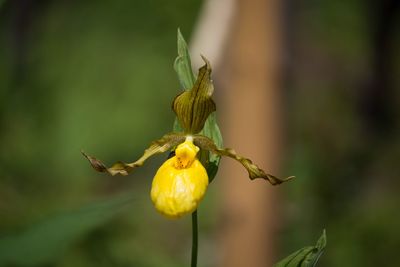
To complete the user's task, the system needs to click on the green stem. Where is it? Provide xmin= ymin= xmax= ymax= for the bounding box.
xmin=191 ymin=210 xmax=198 ymax=267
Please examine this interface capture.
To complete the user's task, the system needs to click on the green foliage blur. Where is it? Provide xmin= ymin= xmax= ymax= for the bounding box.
xmin=282 ymin=1 xmax=400 ymax=267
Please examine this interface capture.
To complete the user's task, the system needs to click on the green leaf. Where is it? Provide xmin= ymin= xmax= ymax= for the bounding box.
xmin=82 ymin=132 xmax=186 ymax=176
xmin=173 ymin=117 xmax=184 ymax=133
xmin=173 ymin=29 xmax=193 ymax=133
xmin=199 ymin=112 xmax=223 ymax=182
xmin=193 ymin=135 xmax=293 ymax=185
xmin=174 ymin=28 xmax=196 ymax=90
xmin=0 ymin=195 xmax=133 ymax=267
xmin=274 ymin=230 xmax=327 ymax=267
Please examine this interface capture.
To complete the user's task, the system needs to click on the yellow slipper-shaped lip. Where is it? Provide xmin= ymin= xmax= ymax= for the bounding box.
xmin=151 ymin=138 xmax=209 ymax=218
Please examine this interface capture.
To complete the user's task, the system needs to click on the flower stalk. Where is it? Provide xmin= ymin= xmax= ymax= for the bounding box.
xmin=191 ymin=210 xmax=198 ymax=267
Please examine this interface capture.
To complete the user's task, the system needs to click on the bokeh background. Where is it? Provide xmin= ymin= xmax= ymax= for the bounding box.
xmin=0 ymin=0 xmax=399 ymax=267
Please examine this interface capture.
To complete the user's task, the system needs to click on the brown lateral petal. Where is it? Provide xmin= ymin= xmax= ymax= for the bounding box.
xmin=193 ymin=135 xmax=294 ymax=185
xmin=82 ymin=133 xmax=186 ymax=176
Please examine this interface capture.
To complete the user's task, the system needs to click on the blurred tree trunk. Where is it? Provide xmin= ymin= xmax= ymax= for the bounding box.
xmin=218 ymin=0 xmax=284 ymax=266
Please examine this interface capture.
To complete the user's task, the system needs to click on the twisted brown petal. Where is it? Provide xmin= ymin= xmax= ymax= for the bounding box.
xmin=193 ymin=135 xmax=294 ymax=185
xmin=82 ymin=133 xmax=186 ymax=176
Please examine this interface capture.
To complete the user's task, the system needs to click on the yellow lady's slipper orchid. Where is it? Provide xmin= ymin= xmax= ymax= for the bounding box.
xmin=82 ymin=49 xmax=293 ymax=219
xmin=150 ymin=137 xmax=208 ymax=218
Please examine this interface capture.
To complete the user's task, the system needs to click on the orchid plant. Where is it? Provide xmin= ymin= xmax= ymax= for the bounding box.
xmin=83 ymin=29 xmax=325 ymax=267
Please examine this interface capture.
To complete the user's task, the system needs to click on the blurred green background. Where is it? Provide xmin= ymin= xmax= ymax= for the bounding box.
xmin=282 ymin=1 xmax=400 ymax=267
xmin=0 ymin=0 xmax=399 ymax=267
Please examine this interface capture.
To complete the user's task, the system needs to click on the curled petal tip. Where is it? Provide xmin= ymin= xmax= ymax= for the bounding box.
xmin=81 ymin=150 xmax=108 ymax=173
xmin=200 ymin=54 xmax=210 ymax=65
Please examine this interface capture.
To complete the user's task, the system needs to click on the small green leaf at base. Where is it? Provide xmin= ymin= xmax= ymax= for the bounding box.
xmin=274 ymin=230 xmax=327 ymax=267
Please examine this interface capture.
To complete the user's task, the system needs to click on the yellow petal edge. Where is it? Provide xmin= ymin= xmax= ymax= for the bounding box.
xmin=151 ymin=137 xmax=209 ymax=219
